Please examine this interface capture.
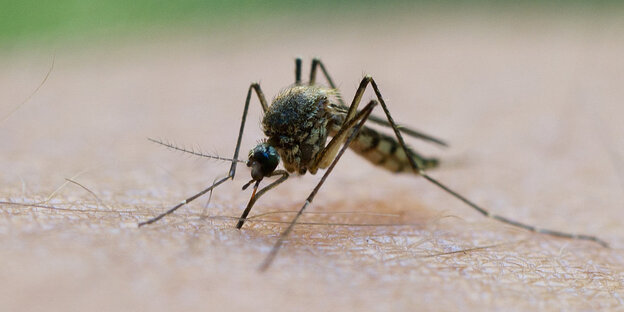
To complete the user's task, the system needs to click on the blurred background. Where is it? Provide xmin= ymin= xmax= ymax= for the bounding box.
xmin=1 ymin=1 xmax=624 ymax=311
xmin=2 ymin=1 xmax=622 ymax=47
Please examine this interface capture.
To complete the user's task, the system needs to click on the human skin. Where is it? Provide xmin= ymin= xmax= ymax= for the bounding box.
xmin=1 ymin=12 xmax=623 ymax=311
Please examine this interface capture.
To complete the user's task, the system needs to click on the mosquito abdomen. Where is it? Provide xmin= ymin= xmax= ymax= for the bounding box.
xmin=337 ymin=125 xmax=439 ymax=173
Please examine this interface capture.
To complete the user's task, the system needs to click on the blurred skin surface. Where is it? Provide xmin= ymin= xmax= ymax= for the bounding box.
xmin=1 ymin=8 xmax=624 ymax=311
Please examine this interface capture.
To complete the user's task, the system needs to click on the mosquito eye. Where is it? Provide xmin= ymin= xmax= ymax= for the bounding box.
xmin=248 ymin=143 xmax=280 ymax=180
xmin=256 ymin=151 xmax=269 ymax=161
xmin=254 ymin=145 xmax=279 ymax=172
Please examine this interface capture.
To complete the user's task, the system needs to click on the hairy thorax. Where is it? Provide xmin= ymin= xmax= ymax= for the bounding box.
xmin=262 ymin=86 xmax=337 ymax=175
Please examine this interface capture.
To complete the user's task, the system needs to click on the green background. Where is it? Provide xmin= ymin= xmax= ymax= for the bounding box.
xmin=1 ymin=0 xmax=621 ymax=46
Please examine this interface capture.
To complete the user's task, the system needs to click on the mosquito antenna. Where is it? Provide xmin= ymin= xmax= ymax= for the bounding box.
xmin=148 ymin=138 xmax=246 ymax=163
xmin=419 ymin=171 xmax=609 ymax=248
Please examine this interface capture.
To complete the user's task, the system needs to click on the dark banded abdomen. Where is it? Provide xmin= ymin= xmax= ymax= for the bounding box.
xmin=338 ymin=125 xmax=439 ymax=173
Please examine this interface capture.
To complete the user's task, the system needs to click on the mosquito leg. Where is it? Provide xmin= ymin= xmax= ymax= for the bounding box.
xmin=358 ymin=75 xmax=608 ymax=248
xmin=309 ymin=58 xmax=341 ymax=102
xmin=231 ymin=83 xmax=269 ymax=177
xmin=309 ymin=67 xmax=375 ymax=170
xmin=295 ymin=58 xmax=302 ymax=85
xmin=421 ymin=175 xmax=609 ymax=247
xmin=366 ymin=115 xmax=448 ymax=147
xmin=313 ymin=100 xmax=378 ymax=170
xmin=309 ymin=59 xmax=317 ymax=85
xmin=311 ymin=58 xmax=447 ymax=147
xmin=236 ymin=170 xmax=289 ymax=229
xmin=138 ymin=175 xmax=231 ymax=226
xmin=259 ymin=100 xmax=378 ymax=271
xmin=139 ymin=82 xmax=269 ymax=227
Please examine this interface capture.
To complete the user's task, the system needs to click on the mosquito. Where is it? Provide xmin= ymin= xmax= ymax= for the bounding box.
xmin=139 ymin=58 xmax=609 ymax=271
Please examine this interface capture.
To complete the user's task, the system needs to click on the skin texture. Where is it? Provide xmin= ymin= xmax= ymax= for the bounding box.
xmin=1 ymin=11 xmax=624 ymax=311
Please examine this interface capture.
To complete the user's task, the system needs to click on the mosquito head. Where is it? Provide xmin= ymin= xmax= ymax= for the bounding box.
xmin=247 ymin=142 xmax=280 ymax=181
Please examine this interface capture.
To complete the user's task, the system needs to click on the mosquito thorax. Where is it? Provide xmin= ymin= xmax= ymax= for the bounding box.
xmin=247 ymin=143 xmax=280 ymax=181
xmin=262 ymin=86 xmax=335 ymax=175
